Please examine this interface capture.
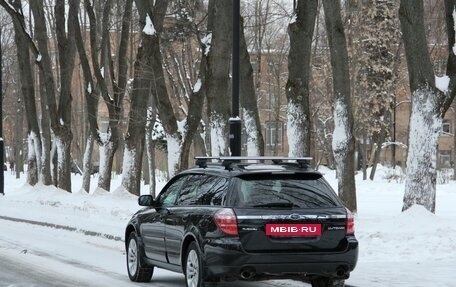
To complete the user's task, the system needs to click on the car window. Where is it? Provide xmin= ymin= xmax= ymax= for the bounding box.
xmin=158 ymin=176 xmax=188 ymax=207
xmin=175 ymin=175 xmax=201 ymax=206
xmin=235 ymin=174 xmax=341 ymax=208
xmin=195 ymin=175 xmax=228 ymax=206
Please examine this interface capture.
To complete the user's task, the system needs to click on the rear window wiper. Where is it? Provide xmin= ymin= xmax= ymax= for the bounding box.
xmin=251 ymin=202 xmax=297 ymax=208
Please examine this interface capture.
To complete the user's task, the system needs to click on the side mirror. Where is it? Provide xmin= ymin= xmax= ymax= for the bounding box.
xmin=138 ymin=195 xmax=155 ymax=207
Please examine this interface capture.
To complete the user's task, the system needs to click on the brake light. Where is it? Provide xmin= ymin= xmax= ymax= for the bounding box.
xmin=214 ymin=208 xmax=239 ymax=236
xmin=346 ymin=208 xmax=355 ymax=235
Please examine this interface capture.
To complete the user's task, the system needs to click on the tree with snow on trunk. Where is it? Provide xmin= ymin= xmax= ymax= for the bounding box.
xmin=399 ymin=0 xmax=456 ymax=213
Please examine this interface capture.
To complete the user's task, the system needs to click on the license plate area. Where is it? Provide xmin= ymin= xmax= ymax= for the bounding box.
xmin=265 ymin=223 xmax=322 ymax=237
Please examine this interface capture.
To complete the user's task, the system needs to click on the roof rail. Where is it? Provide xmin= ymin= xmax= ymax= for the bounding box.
xmin=195 ymin=156 xmax=220 ymax=168
xmin=194 ymin=156 xmax=312 ymax=169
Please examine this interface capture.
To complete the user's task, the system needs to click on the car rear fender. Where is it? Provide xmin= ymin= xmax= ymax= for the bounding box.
xmin=180 ymin=227 xmax=204 ymax=268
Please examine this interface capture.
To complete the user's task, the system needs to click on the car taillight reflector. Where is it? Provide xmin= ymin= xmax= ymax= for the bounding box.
xmin=214 ymin=208 xmax=239 ymax=236
xmin=346 ymin=208 xmax=355 ymax=235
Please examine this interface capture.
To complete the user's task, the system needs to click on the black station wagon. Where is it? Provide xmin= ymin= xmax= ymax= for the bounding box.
xmin=125 ymin=157 xmax=358 ymax=287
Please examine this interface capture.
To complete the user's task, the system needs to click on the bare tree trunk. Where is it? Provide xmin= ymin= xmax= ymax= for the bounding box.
xmin=445 ymin=0 xmax=456 ymax=181
xmin=253 ymin=0 xmax=271 ymax=97
xmin=142 ymin=148 xmax=149 ymax=185
xmin=138 ymin=0 xmax=181 ymax=178
xmin=38 ymin=70 xmax=52 ymax=185
xmin=98 ymin=140 xmax=119 ymax=191
xmin=240 ymin=17 xmax=264 ymax=156
xmin=5 ymin=0 xmax=42 ymax=185
xmin=122 ymin=92 xmax=147 ymax=195
xmin=323 ymin=0 xmax=357 ymax=212
xmin=82 ymin=135 xmax=94 ymax=192
xmin=21 ymin=67 xmax=40 ymax=186
xmin=18 ymin=0 xmax=79 ymax=192
xmin=72 ymin=0 xmax=100 ymax=193
xmin=86 ymin=0 xmax=117 ymax=192
xmin=83 ymin=0 xmax=133 ymax=191
xmin=175 ymin=2 xmax=215 ymax=168
xmin=29 ymin=0 xmax=57 ymax=186
xmin=369 ymin=127 xmax=387 ymax=180
xmin=52 ymin=0 xmax=79 ymax=193
xmin=178 ymin=72 xmax=206 ymax=170
xmin=179 ymin=48 xmax=208 ymax=170
xmin=193 ymin=132 xmax=207 ymax=157
xmin=454 ymin=103 xmax=456 ymax=179
xmin=286 ymin=0 xmax=318 ymax=157
xmin=205 ymin=0 xmax=232 ymax=156
xmin=148 ymin=4 xmax=181 ymax=176
xmin=51 ymin=143 xmax=58 ymax=186
xmin=122 ymin=0 xmax=169 ymax=195
xmin=362 ymin=131 xmax=367 ymax=180
xmin=146 ymin=107 xmax=156 ymax=195
xmin=15 ymin=102 xmax=24 ymax=180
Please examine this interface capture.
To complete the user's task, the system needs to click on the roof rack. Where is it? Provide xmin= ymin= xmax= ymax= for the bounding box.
xmin=195 ymin=157 xmax=220 ymax=168
xmin=194 ymin=156 xmax=312 ymax=169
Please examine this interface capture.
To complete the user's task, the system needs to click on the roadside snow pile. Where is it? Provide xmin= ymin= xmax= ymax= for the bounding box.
xmin=0 ymin=182 xmax=138 ymax=236
xmin=357 ymin=205 xmax=456 ymax=263
xmin=320 ymin=165 xmax=456 ymax=286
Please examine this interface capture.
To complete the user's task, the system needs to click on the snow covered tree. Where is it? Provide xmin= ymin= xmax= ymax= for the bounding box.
xmin=177 ymin=45 xmax=208 ymax=170
xmin=1 ymin=0 xmax=41 ymax=186
xmin=51 ymin=0 xmax=79 ymax=192
xmin=205 ymin=0 xmax=232 ymax=156
xmin=121 ymin=0 xmax=170 ymax=195
xmin=323 ymin=0 xmax=357 ymax=212
xmin=1 ymin=0 xmax=80 ymax=192
xmin=28 ymin=0 xmax=52 ymax=186
xmin=240 ymin=16 xmax=265 ymax=157
xmin=400 ymin=0 xmax=456 ymax=213
xmin=148 ymin=1 xmax=213 ymax=175
xmin=286 ymin=0 xmax=318 ymax=157
xmin=79 ymin=0 xmax=134 ymax=193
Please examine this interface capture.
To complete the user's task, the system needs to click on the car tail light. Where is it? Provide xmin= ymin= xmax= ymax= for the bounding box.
xmin=346 ymin=208 xmax=355 ymax=235
xmin=214 ymin=208 xmax=239 ymax=236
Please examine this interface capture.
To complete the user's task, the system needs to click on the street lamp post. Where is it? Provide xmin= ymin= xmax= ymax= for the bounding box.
xmin=229 ymin=0 xmax=242 ymax=156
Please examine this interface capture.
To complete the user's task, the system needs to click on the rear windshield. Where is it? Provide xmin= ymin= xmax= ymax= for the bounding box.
xmin=234 ymin=174 xmax=341 ymax=208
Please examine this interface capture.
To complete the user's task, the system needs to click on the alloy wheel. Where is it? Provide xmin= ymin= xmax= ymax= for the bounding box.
xmin=186 ymin=249 xmax=200 ymax=287
xmin=127 ymin=238 xmax=138 ymax=276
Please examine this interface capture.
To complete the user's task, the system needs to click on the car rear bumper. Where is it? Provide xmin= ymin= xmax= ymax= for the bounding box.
xmin=203 ymin=237 xmax=358 ymax=280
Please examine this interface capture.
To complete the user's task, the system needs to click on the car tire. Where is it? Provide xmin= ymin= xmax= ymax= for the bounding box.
xmin=311 ymin=277 xmax=345 ymax=287
xmin=185 ymin=242 xmax=210 ymax=287
xmin=126 ymin=232 xmax=153 ymax=282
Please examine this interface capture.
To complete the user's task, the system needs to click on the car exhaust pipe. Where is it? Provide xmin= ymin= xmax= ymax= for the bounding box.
xmin=336 ymin=266 xmax=349 ymax=278
xmin=240 ymin=267 xmax=256 ymax=280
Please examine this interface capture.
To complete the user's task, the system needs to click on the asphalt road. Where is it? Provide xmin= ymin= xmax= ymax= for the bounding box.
xmin=0 ymin=255 xmax=89 ymax=287
xmin=0 ymin=254 xmax=305 ymax=287
xmin=0 ymin=217 xmax=318 ymax=287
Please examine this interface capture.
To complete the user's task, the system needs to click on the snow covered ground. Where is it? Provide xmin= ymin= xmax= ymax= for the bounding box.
xmin=1 ymin=166 xmax=455 ymax=286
